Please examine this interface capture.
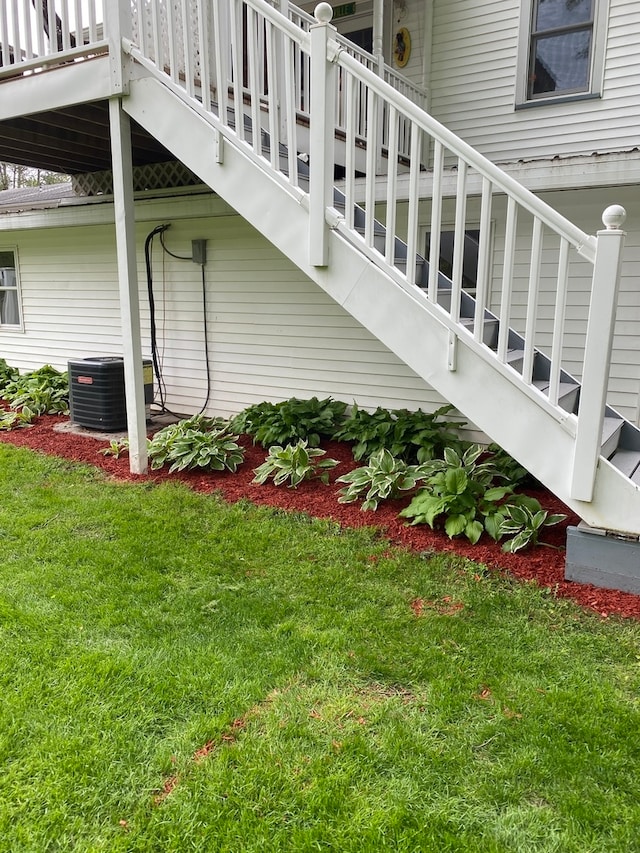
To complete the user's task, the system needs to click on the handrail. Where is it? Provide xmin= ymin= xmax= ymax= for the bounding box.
xmin=336 ymin=47 xmax=595 ymax=263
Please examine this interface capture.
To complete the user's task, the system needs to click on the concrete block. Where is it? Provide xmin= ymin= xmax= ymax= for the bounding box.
xmin=565 ymin=525 xmax=640 ymax=594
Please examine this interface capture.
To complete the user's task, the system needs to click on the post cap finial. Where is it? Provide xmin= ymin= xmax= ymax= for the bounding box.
xmin=314 ymin=3 xmax=334 ymax=23
xmin=602 ymin=204 xmax=626 ymax=230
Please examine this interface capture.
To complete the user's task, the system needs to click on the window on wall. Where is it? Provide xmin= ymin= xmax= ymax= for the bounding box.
xmin=517 ymin=0 xmax=608 ymax=105
xmin=0 ymin=251 xmax=22 ymax=328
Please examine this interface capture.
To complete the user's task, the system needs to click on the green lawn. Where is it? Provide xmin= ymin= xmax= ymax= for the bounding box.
xmin=0 ymin=443 xmax=639 ymax=852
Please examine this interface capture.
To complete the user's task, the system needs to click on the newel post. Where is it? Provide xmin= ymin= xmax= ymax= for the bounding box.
xmin=106 ymin=0 xmax=133 ymax=95
xmin=571 ymin=205 xmax=626 ymax=502
xmin=309 ymin=3 xmax=337 ymax=267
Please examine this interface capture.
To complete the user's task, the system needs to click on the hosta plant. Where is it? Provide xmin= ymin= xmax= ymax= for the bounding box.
xmin=3 ymin=365 xmax=69 ymax=414
xmin=497 ymin=498 xmax=566 ymax=553
xmin=333 ymin=404 xmax=465 ymax=463
xmin=336 ymin=448 xmax=427 ymax=511
xmin=147 ymin=415 xmax=244 ymax=474
xmin=0 ymin=358 xmax=18 ymax=394
xmin=99 ymin=439 xmax=130 ymax=459
xmin=486 ymin=444 xmax=530 ymax=487
xmin=400 ymin=444 xmax=512 ymax=544
xmin=0 ymin=407 xmax=35 ymax=431
xmin=253 ymin=440 xmax=338 ymax=488
xmin=232 ymin=397 xmax=347 ymax=448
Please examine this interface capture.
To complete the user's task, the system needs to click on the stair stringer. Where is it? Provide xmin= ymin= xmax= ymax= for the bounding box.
xmin=123 ymin=74 xmax=640 ymax=535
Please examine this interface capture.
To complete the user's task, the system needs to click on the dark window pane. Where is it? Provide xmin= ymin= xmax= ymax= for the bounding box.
xmin=0 ymin=251 xmax=14 ymax=269
xmin=343 ymin=27 xmax=373 ymax=53
xmin=530 ymin=30 xmax=591 ymax=95
xmin=535 ymin=0 xmax=593 ymax=31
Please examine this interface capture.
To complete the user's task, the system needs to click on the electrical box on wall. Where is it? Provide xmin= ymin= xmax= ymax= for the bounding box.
xmin=68 ymin=356 xmax=153 ymax=431
xmin=191 ymin=239 xmax=207 ymax=265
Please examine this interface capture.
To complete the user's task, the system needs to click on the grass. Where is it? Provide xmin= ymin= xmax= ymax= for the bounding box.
xmin=0 ymin=443 xmax=639 ymax=852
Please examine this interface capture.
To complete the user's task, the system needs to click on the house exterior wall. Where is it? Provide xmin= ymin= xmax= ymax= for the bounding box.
xmin=0 ymin=193 xmax=456 ymax=422
xmin=428 ymin=0 xmax=640 ymax=165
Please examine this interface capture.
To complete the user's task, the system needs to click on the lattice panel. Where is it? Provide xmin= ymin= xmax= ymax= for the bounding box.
xmin=130 ymin=0 xmax=201 ymax=82
xmin=71 ymin=161 xmax=203 ymax=196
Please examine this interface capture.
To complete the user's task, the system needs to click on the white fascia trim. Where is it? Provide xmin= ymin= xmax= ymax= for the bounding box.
xmin=364 ymin=150 xmax=640 ymax=203
xmin=0 ymin=188 xmax=234 ymax=232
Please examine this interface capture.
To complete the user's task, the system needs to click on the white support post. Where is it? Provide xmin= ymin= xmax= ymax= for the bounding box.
xmin=309 ymin=3 xmax=336 ymax=267
xmin=373 ymin=0 xmax=385 ymax=174
xmin=105 ymin=0 xmax=132 ymax=94
xmin=109 ymin=98 xmax=148 ymax=476
xmin=571 ymin=205 xmax=626 ymax=502
xmin=373 ymin=0 xmax=385 ymax=70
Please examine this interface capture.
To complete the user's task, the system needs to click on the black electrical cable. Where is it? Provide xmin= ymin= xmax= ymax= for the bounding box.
xmin=197 ymin=261 xmax=212 ymax=415
xmin=159 ymin=229 xmax=191 ymax=261
xmin=144 ymin=223 xmax=171 ymax=412
xmin=145 ymin=223 xmax=212 ymax=416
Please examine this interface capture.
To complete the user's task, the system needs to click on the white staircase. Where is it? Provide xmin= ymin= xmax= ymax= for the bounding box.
xmin=117 ymin=0 xmax=640 ymax=538
xmin=4 ymin=0 xmax=640 ymax=548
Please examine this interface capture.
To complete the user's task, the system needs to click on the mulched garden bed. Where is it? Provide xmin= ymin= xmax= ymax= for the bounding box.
xmin=2 ymin=411 xmax=640 ymax=621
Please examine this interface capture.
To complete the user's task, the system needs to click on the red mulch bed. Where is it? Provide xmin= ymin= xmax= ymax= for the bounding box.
xmin=2 ymin=411 xmax=640 ymax=621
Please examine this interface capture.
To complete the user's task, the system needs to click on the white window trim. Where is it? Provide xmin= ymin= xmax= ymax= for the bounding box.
xmin=0 ymin=247 xmax=24 ymax=332
xmin=515 ymin=0 xmax=610 ymax=109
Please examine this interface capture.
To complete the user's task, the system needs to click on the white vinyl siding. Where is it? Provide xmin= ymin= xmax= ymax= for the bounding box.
xmin=429 ymin=0 xmax=640 ymax=164
xmin=2 ymin=189 xmax=637 ymax=427
xmin=0 ymin=198 xmax=453 ymax=422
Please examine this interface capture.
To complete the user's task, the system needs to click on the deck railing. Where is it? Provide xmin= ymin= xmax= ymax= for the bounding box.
xmin=0 ymin=0 xmax=106 ymax=77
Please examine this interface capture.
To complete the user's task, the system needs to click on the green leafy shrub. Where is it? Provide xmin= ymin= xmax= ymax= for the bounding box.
xmin=497 ymin=497 xmax=566 ymax=553
xmin=333 ymin=404 xmax=465 ymax=463
xmin=336 ymin=448 xmax=426 ymax=511
xmin=486 ymin=444 xmax=530 ymax=486
xmin=233 ymin=397 xmax=347 ymax=448
xmin=0 ymin=358 xmax=18 ymax=393
xmin=98 ymin=439 xmax=130 ymax=459
xmin=148 ymin=415 xmax=245 ymax=474
xmin=3 ymin=365 xmax=69 ymax=414
xmin=400 ymin=445 xmax=512 ymax=544
xmin=0 ymin=407 xmax=36 ymax=431
xmin=253 ymin=440 xmax=339 ymax=488
xmin=400 ymin=445 xmax=566 ymax=550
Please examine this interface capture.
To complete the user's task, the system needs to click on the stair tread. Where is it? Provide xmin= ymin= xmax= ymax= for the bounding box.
xmin=505 ymin=348 xmax=525 ymax=364
xmin=610 ymin=448 xmax=640 ymax=479
xmin=533 ymin=378 xmax=579 ymax=392
xmin=601 ymin=416 xmax=624 ymax=459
